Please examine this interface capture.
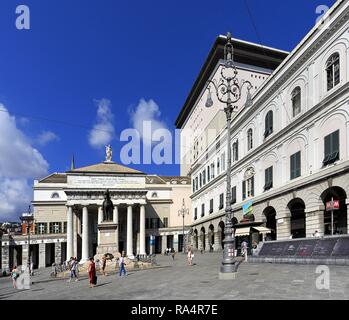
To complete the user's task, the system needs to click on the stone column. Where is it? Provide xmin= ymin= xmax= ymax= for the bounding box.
xmin=346 ymin=200 xmax=349 ymax=235
xmin=66 ymin=206 xmax=73 ymax=261
xmin=174 ymin=234 xmax=179 ymax=252
xmin=139 ymin=205 xmax=146 ymax=255
xmin=205 ymin=233 xmax=211 ymax=251
xmin=127 ymin=205 xmax=133 ymax=257
xmin=214 ymin=232 xmax=221 ymax=250
xmin=81 ymin=206 xmax=89 ymax=262
xmin=97 ymin=206 xmax=103 ymax=245
xmin=305 ymin=206 xmax=325 ymax=237
xmin=22 ymin=244 xmax=29 ymax=270
xmin=39 ymin=243 xmax=46 ymax=268
xmin=113 ymin=205 xmax=119 ymax=252
xmin=2 ymin=245 xmax=10 ymax=271
xmin=276 ymin=216 xmax=291 ymax=240
xmin=73 ymin=213 xmax=78 ymax=258
xmin=55 ymin=242 xmax=62 ymax=264
xmin=161 ymin=235 xmax=167 ymax=254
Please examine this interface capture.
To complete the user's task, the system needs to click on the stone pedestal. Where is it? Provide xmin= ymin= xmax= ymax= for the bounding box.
xmin=96 ymin=223 xmax=119 ymax=256
xmin=161 ymin=235 xmax=167 ymax=254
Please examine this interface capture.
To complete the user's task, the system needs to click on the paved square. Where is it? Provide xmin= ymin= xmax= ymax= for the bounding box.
xmin=1 ymin=253 xmax=348 ymax=300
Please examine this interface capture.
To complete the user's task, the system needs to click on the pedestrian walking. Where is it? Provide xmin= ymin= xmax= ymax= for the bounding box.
xmin=11 ymin=266 xmax=18 ymax=289
xmin=187 ymin=247 xmax=194 ymax=266
xmin=171 ymin=249 xmax=176 ymax=260
xmin=68 ymin=257 xmax=79 ymax=282
xmin=87 ymin=257 xmax=97 ymax=288
xmin=119 ymin=254 xmax=127 ymax=277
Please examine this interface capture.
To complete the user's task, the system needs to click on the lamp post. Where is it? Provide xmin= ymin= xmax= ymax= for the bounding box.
xmin=178 ymin=199 xmax=189 ymax=253
xmin=205 ymin=32 xmax=253 ymax=278
xmin=20 ymin=205 xmax=35 ymax=276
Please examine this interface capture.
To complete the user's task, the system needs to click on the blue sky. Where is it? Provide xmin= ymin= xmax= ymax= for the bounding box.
xmin=0 ymin=0 xmax=336 ymax=219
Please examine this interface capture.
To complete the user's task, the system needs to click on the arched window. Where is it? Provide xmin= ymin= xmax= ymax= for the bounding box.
xmin=151 ymin=192 xmax=158 ymax=198
xmin=51 ymin=192 xmax=60 ymax=199
xmin=326 ymin=53 xmax=340 ymax=91
xmin=232 ymin=140 xmax=239 ymax=161
xmin=264 ymin=111 xmax=273 ymax=138
xmin=291 ymin=87 xmax=301 ymax=117
xmin=247 ymin=129 xmax=253 ymax=150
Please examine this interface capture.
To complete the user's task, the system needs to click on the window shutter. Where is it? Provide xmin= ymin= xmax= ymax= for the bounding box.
xmin=324 ymin=134 xmax=331 ymax=156
xmin=333 ymin=130 xmax=339 ymax=153
xmin=296 ymin=152 xmax=301 ymax=177
xmin=251 ymin=176 xmax=255 ymax=197
xmin=242 ymin=181 xmax=246 ymax=200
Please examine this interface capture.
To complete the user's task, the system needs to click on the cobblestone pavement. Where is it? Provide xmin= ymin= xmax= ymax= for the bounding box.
xmin=0 ymin=252 xmax=348 ymax=300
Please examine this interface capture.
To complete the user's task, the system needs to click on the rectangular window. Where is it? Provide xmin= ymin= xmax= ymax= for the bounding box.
xmin=219 ymin=193 xmax=224 ymax=209
xmin=290 ymin=151 xmax=301 ymax=180
xmin=192 ymin=179 xmax=195 ymax=193
xmin=63 ymin=222 xmax=67 ymax=234
xmin=145 ymin=218 xmax=150 ymax=229
xmin=151 ymin=218 xmax=158 ymax=229
xmin=194 ymin=208 xmax=197 ymax=220
xmin=207 ymin=166 xmax=210 ymax=183
xmin=233 ymin=142 xmax=239 ymax=162
xmin=231 ymin=186 xmax=237 ymax=204
xmin=201 ymin=204 xmax=205 ymax=217
xmin=195 ymin=177 xmax=198 ymax=191
xmin=323 ymin=130 xmax=340 ymax=166
xmin=221 ymin=152 xmax=226 ymax=171
xmin=163 ymin=217 xmax=168 ymax=228
xmin=264 ymin=166 xmax=273 ymax=191
xmin=202 ymin=170 xmax=206 ymax=185
xmin=243 ymin=177 xmax=254 ymax=199
xmin=209 ymin=199 xmax=213 ymax=213
xmin=211 ymin=163 xmax=215 ymax=179
xmin=50 ymin=222 xmax=61 ymax=234
xmin=217 ymin=157 xmax=220 ymax=175
xmin=36 ymin=223 xmax=47 ymax=235
xmin=199 ymin=173 xmax=202 ymax=188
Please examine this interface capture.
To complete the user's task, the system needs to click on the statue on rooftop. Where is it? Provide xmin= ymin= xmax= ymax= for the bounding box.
xmin=105 ymin=144 xmax=112 ymax=162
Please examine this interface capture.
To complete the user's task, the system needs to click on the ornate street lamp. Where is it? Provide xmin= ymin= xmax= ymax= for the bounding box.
xmin=20 ymin=205 xmax=35 ymax=276
xmin=205 ymin=32 xmax=253 ymax=278
xmin=178 ymin=199 xmax=189 ymax=253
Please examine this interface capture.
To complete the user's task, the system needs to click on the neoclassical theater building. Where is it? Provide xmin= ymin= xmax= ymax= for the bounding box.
xmin=1 ymin=151 xmax=191 ymax=271
xmin=176 ymin=0 xmax=349 ymax=251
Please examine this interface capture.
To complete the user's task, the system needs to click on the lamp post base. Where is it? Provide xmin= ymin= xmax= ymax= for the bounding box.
xmin=219 ymin=271 xmax=237 ymax=280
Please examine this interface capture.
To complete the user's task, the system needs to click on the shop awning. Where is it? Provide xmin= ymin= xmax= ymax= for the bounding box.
xmin=234 ymin=227 xmax=251 ymax=236
xmin=252 ymin=226 xmax=272 ymax=234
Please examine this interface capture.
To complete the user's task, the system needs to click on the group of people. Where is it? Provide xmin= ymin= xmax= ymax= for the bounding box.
xmin=86 ymin=252 xmax=128 ymax=288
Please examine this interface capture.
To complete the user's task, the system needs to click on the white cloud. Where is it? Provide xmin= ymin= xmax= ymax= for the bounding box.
xmin=88 ymin=98 xmax=115 ymax=148
xmin=0 ymin=104 xmax=49 ymax=220
xmin=130 ymin=98 xmax=168 ymax=145
xmin=35 ymin=130 xmax=60 ymax=146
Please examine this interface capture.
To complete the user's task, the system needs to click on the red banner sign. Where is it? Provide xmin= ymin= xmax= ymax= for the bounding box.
xmin=326 ymin=200 xmax=339 ymax=211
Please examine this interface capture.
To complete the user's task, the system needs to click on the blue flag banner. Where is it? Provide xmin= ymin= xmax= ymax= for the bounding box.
xmin=242 ymin=200 xmax=253 ymax=215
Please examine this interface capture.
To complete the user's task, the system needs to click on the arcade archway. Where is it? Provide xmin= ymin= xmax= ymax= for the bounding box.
xmin=321 ymin=186 xmax=347 ymax=235
xmin=263 ymin=206 xmax=277 ymax=240
xmin=288 ymin=198 xmax=306 ymax=238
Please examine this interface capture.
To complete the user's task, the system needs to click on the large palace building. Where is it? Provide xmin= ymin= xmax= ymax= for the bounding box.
xmin=176 ymin=0 xmax=349 ymax=251
xmin=0 ymin=151 xmax=191 ymax=271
